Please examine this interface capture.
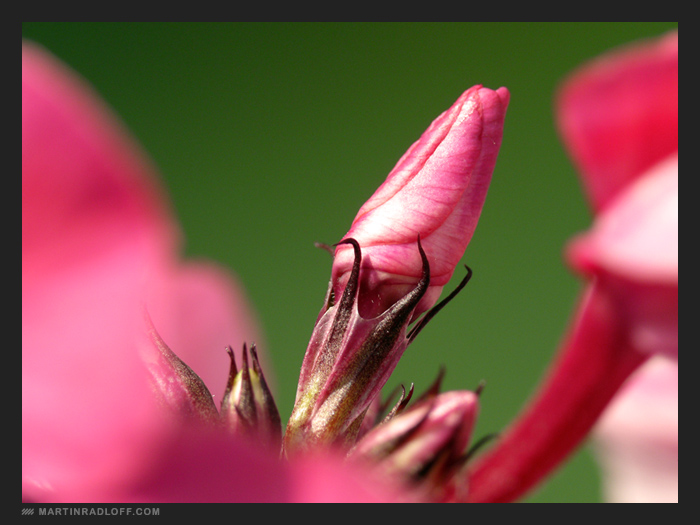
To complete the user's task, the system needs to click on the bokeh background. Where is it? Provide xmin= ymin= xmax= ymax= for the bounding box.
xmin=22 ymin=22 xmax=677 ymax=502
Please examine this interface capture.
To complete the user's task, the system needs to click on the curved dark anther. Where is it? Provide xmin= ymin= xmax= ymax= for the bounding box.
xmin=407 ymin=264 xmax=473 ymax=343
xmin=397 ymin=383 xmax=415 ymax=413
xmin=382 ymin=235 xmax=431 ymax=321
xmin=250 ymin=343 xmax=267 ymax=388
xmin=417 ymin=235 xmax=431 ymax=292
xmin=249 ymin=343 xmax=282 ymax=439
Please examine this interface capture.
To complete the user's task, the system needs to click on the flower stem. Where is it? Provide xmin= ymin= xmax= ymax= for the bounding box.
xmin=465 ymin=282 xmax=648 ymax=502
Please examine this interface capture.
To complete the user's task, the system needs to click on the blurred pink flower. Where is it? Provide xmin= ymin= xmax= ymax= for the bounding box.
xmin=21 ymin=42 xmax=402 ymax=503
xmin=466 ymin=32 xmax=678 ymax=502
xmin=560 ymin=31 xmax=678 ymax=503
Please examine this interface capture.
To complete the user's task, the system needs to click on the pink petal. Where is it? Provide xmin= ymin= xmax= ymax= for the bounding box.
xmin=22 ymin=252 xmax=170 ymax=501
xmin=89 ymin=427 xmax=408 ymax=502
xmin=22 ymin=42 xmax=264 ymax=501
xmin=567 ymin=155 xmax=678 ymax=357
xmin=289 ymin=451 xmax=412 ymax=502
xmin=22 ymin=42 xmax=178 ymax=284
xmin=556 ymin=31 xmax=678 ymax=213
xmin=22 ymin=42 xmax=179 ymax=500
xmin=594 ymin=356 xmax=678 ymax=502
xmin=567 ymin=155 xmax=678 ymax=284
xmin=113 ymin=429 xmax=292 ymax=503
xmin=333 ymin=86 xmax=510 ymax=318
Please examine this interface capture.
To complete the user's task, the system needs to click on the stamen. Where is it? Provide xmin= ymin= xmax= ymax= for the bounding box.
xmin=225 ymin=345 xmax=238 ymax=380
xmin=334 ymin=237 xmax=430 ymax=389
xmin=250 ymin=343 xmax=283 ymax=443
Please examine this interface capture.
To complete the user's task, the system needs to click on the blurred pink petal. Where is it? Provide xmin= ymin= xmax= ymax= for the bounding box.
xmin=146 ymin=260 xmax=266 ymax=400
xmin=22 ymin=42 xmax=262 ymax=501
xmin=22 ymin=41 xmax=174 ymax=500
xmin=109 ymin=427 xmax=404 ymax=503
xmin=467 ymin=31 xmax=678 ymax=502
xmin=567 ymin=155 xmax=678 ymax=357
xmin=556 ymin=31 xmax=678 ymax=213
xmin=593 ymin=356 xmax=678 ymax=503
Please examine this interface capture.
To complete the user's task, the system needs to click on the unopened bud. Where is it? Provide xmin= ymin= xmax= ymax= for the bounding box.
xmin=350 ymin=390 xmax=479 ymax=501
xmin=221 ymin=343 xmax=282 ymax=448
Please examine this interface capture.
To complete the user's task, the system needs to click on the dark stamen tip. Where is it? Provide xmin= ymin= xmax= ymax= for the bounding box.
xmin=399 ymin=383 xmax=415 ymax=410
xmin=382 ymin=383 xmax=414 ymax=423
xmin=240 ymin=343 xmax=251 ymax=381
xmin=334 ymin=238 xmax=362 ymax=298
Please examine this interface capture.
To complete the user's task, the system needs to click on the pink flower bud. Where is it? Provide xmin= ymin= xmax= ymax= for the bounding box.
xmin=283 ymin=87 xmax=509 ymax=455
xmin=350 ymin=390 xmax=480 ymax=501
xmin=333 ymin=85 xmax=510 ymax=319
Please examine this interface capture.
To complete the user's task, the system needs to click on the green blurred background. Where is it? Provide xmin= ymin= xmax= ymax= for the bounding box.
xmin=22 ymin=22 xmax=677 ymax=502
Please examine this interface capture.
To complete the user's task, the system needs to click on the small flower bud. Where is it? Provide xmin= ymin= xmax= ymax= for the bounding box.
xmin=221 ymin=343 xmax=282 ymax=448
xmin=350 ymin=390 xmax=480 ymax=501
